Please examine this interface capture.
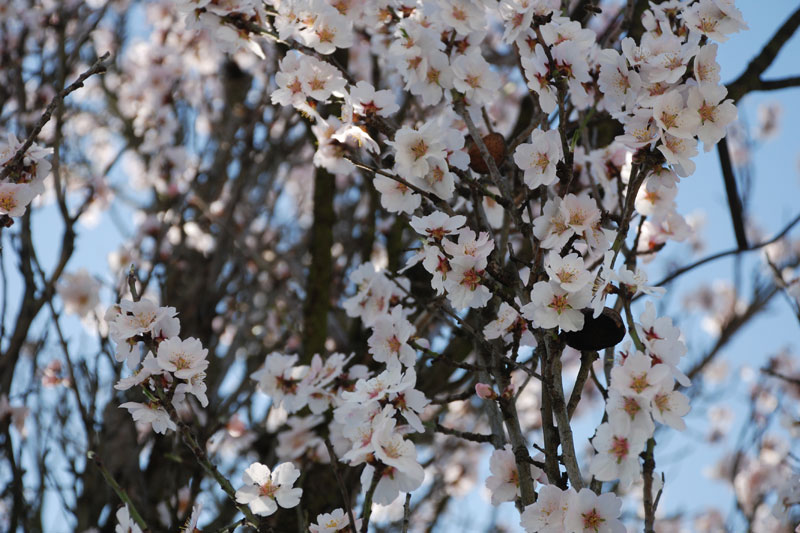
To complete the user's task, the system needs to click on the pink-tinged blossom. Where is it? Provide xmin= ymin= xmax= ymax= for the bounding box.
xmin=0 ymin=182 xmax=38 ymax=217
xmin=658 ymin=132 xmax=699 ymax=177
xmin=683 ymin=0 xmax=748 ymax=42
xmin=348 ymin=80 xmax=399 ymax=118
xmin=483 ymin=301 xmax=537 ymax=346
xmin=386 ymin=368 xmax=430 ymax=433
xmin=589 ymin=420 xmax=649 ymax=488
xmin=636 ymin=301 xmax=690 ymax=385
xmin=119 ymin=401 xmax=176 ymax=434
xmin=360 ymin=461 xmax=424 ymax=506
xmin=234 ymin=462 xmax=303 ymax=517
xmin=514 ymin=128 xmax=563 ymax=188
xmin=0 ymin=133 xmax=52 ymax=214
xmin=439 ymin=0 xmax=487 ymax=36
xmin=635 ymin=178 xmax=678 ymax=218
xmin=156 ymin=337 xmax=208 ymax=379
xmin=687 ymin=83 xmax=738 ymax=151
xmin=298 ymin=7 xmax=353 ymax=55
xmin=521 ymin=44 xmax=557 ymax=113
xmin=533 ymin=196 xmax=574 ymax=250
xmin=545 ymin=252 xmax=592 ymax=293
xmin=372 ymin=416 xmax=425 ymax=484
xmin=616 ymin=263 xmax=666 ymax=298
xmin=616 ymin=109 xmax=660 ymax=149
xmin=610 ymin=352 xmax=672 ymax=400
xmin=598 ymin=49 xmax=642 ymax=117
xmin=589 ymin=251 xmax=617 ymax=318
xmin=271 ymin=51 xmax=309 ymax=109
xmin=114 ymin=353 xmax=163 ymax=391
xmin=522 ymin=281 xmax=591 ymax=332
xmin=276 ymin=414 xmax=324 ymax=462
xmin=410 ymin=212 xmax=466 ymax=242
xmin=57 ymin=269 xmax=101 ymax=318
xmin=368 ymin=306 xmax=417 ymax=367
xmin=521 ymin=485 xmax=572 ymax=533
xmin=539 ymin=18 xmax=596 ymax=49
xmin=475 ymin=382 xmax=497 ymax=400
xmin=694 ymin=44 xmax=722 ymax=85
xmin=561 ymin=193 xmax=601 ymax=239
xmin=651 ymin=386 xmax=691 ymax=430
xmin=388 ymin=124 xmax=447 ymax=179
xmin=342 ymin=263 xmax=397 ymax=325
xmin=606 ymin=389 xmax=656 ymax=436
xmin=411 ymin=156 xmax=455 ymax=200
xmin=108 ymin=298 xmax=180 ymax=341
xmin=175 ymin=0 xmax=267 ymax=57
xmin=551 ymin=40 xmax=592 ymax=109
xmin=452 ymin=51 xmax=500 ymax=106
xmin=107 ymin=299 xmax=180 ymax=368
xmin=408 ymin=50 xmax=453 ymax=107
xmin=421 ymin=245 xmax=450 ymax=296
xmin=374 ymin=175 xmax=421 ymax=214
xmin=443 ymin=257 xmax=492 ymax=309
xmin=564 ymin=488 xmax=625 ymax=533
xmin=250 ymin=353 xmax=309 ymax=413
xmin=442 ymin=228 xmax=494 ymax=263
xmin=653 ymin=90 xmax=700 ymax=139
xmin=499 ymin=0 xmax=536 ymax=44
xmin=174 ymin=371 xmax=209 ymax=408
xmin=309 ymin=508 xmax=361 ymax=533
xmin=486 ymin=444 xmax=543 ymax=505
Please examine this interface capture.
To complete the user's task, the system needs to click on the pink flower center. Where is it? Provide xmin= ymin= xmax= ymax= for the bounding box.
xmin=387 ymin=335 xmax=402 ymax=354
xmin=611 ymin=436 xmax=629 ymax=463
xmin=410 ymin=139 xmax=429 ymax=160
xmin=259 ymin=480 xmax=278 ymax=499
xmin=548 ymin=294 xmax=570 ymax=314
xmin=629 ymin=373 xmax=650 ymax=394
xmin=623 ymin=397 xmax=641 ymax=418
xmin=581 ymin=508 xmax=606 ymax=532
xmin=460 ymin=268 xmax=482 ymax=290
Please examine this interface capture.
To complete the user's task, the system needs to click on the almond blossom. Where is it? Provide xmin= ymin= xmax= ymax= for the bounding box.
xmin=522 ymin=281 xmax=591 ymax=332
xmin=310 ymin=508 xmax=361 ymax=533
xmin=514 ymin=128 xmax=563 ymax=188
xmin=545 ymin=252 xmax=592 ymax=293
xmin=486 ymin=444 xmax=543 ymax=505
xmin=564 ymin=488 xmax=626 ymax=533
xmin=520 ymin=484 xmax=572 ymax=533
xmin=589 ymin=419 xmax=649 ymax=488
xmin=368 ymin=306 xmax=417 ymax=367
xmin=234 ymin=462 xmax=303 ymax=517
xmin=610 ymin=352 xmax=673 ymax=400
xmin=119 ymin=401 xmax=176 ymax=435
xmin=687 ymin=83 xmax=738 ymax=150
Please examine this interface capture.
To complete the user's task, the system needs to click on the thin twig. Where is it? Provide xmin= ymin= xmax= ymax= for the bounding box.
xmin=324 ymin=439 xmax=358 ymax=533
xmin=651 ymin=212 xmax=800 ymax=289
xmin=360 ymin=464 xmax=385 ymax=533
xmin=0 ymin=52 xmax=111 ymax=182
xmin=433 ymin=422 xmax=494 ymax=444
xmin=401 ymin=492 xmax=412 ymax=533
xmin=87 ymin=451 xmax=149 ymax=531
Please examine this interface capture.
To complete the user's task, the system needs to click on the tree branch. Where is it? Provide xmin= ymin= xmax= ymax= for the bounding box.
xmin=726 ymin=6 xmax=800 ymax=102
xmin=717 ymin=138 xmax=748 ymax=250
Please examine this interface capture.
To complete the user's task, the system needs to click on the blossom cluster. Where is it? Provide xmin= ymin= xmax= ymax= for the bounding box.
xmin=0 ymin=133 xmax=52 ymax=218
xmin=130 ymin=0 xmax=781 ymax=529
xmin=246 ymin=262 xmax=432 ymax=515
xmin=106 ymin=298 xmax=209 ymax=434
xmin=406 ymin=213 xmax=495 ymax=309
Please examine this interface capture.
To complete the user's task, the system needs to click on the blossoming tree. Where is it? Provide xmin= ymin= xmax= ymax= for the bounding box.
xmin=1 ymin=0 xmax=800 ymax=532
